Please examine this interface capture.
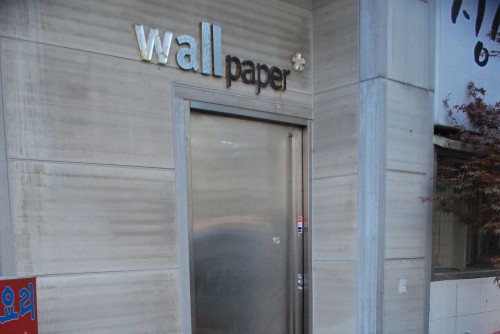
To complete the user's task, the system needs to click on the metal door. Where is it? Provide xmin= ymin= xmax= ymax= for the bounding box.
xmin=190 ymin=111 xmax=303 ymax=334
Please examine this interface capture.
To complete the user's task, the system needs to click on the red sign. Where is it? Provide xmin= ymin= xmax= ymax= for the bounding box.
xmin=0 ymin=277 xmax=38 ymax=334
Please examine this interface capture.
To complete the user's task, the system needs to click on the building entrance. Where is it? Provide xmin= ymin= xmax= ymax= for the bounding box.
xmin=190 ymin=111 xmax=304 ymax=334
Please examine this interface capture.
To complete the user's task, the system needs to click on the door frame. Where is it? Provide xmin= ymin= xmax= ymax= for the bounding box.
xmin=172 ymin=84 xmax=312 ymax=334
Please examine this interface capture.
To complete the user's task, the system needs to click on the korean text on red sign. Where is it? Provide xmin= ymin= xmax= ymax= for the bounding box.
xmin=0 ymin=277 xmax=38 ymax=334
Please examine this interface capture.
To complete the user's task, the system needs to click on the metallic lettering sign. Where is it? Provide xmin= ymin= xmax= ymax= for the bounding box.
xmin=134 ymin=22 xmax=291 ymax=94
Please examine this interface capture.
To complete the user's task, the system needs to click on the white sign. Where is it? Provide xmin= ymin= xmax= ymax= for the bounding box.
xmin=436 ymin=0 xmax=499 ymax=127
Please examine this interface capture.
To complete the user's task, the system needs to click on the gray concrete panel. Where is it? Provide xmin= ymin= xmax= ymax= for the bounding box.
xmin=313 ymin=0 xmax=359 ymax=94
xmin=37 ymin=270 xmax=181 ymax=334
xmin=313 ymin=175 xmax=357 ymax=261
xmin=313 ymin=261 xmax=357 ymax=334
xmin=384 ymin=259 xmax=425 ymax=334
xmin=10 ymin=161 xmax=177 ymax=276
xmin=0 ymin=0 xmax=311 ymax=94
xmin=385 ymin=171 xmax=428 ymax=259
xmin=359 ymin=0 xmax=388 ymax=81
xmin=279 ymin=0 xmax=311 ymax=11
xmin=387 ymin=0 xmax=430 ymax=89
xmin=313 ymin=85 xmax=358 ymax=178
xmin=358 ymin=77 xmax=387 ymax=334
xmin=386 ymin=81 xmax=430 ymax=174
xmin=0 ymin=38 xmax=15 ymax=276
xmin=2 ymin=38 xmax=174 ymax=168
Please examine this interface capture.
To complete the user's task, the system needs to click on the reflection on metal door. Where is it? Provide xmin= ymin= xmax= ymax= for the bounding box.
xmin=190 ymin=111 xmax=303 ymax=334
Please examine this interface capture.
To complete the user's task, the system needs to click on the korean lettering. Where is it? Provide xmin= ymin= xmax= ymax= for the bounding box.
xmin=451 ymin=0 xmax=500 ymax=67
xmin=19 ymin=283 xmax=35 ymax=321
xmin=0 ymin=286 xmax=20 ymax=324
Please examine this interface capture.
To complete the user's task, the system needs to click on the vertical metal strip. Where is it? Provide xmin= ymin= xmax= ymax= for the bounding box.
xmin=289 ymin=130 xmax=297 ymax=334
xmin=296 ymin=129 xmax=304 ymax=334
xmin=304 ymin=121 xmax=312 ymax=334
xmin=290 ymin=129 xmax=304 ymax=334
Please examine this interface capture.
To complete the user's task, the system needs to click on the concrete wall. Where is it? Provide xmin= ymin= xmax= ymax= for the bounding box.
xmin=429 ymin=278 xmax=500 ymax=334
xmin=0 ymin=0 xmax=438 ymax=333
xmin=312 ymin=0 xmax=359 ymax=332
xmin=312 ymin=0 xmax=433 ymax=333
xmin=0 ymin=1 xmax=312 ymax=333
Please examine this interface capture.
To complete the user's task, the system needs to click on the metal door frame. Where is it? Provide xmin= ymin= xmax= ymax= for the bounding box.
xmin=172 ymin=85 xmax=312 ymax=334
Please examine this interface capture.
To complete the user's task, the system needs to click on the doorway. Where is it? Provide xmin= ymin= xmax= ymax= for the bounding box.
xmin=189 ymin=110 xmax=304 ymax=334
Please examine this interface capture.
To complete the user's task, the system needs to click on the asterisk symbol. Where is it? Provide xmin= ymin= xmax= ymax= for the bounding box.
xmin=291 ymin=53 xmax=305 ymax=72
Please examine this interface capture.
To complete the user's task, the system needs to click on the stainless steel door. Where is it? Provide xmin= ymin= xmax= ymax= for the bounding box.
xmin=190 ymin=111 xmax=303 ymax=334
